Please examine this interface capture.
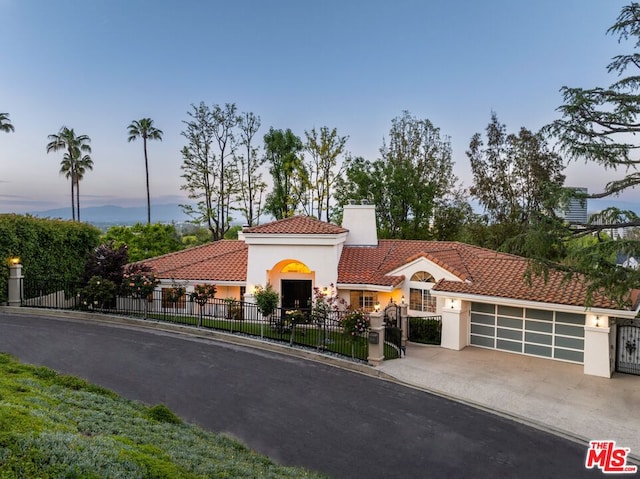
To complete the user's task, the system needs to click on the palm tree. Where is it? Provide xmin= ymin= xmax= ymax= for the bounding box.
xmin=47 ymin=127 xmax=92 ymax=221
xmin=0 ymin=112 xmax=14 ymax=133
xmin=127 ymin=118 xmax=163 ymax=224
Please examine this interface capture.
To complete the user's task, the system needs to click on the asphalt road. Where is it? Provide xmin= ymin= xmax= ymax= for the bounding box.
xmin=0 ymin=313 xmax=601 ymax=479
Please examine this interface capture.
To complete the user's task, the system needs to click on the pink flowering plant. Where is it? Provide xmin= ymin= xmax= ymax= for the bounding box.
xmin=341 ymin=310 xmax=370 ymax=338
xmin=311 ymin=283 xmax=347 ymax=325
xmin=121 ymin=264 xmax=159 ymax=299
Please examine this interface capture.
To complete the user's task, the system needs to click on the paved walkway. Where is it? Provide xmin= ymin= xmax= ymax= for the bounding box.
xmin=378 ymin=343 xmax=640 ymax=462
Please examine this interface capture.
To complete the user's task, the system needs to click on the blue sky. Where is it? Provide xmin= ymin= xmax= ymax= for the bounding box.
xmin=0 ymin=0 xmax=634 ymax=217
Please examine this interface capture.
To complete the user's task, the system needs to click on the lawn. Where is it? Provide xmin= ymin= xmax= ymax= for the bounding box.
xmin=0 ymin=352 xmax=327 ymax=478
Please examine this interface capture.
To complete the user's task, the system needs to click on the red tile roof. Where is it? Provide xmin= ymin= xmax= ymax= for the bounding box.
xmin=137 ymin=217 xmax=632 ymax=311
xmin=141 ymin=240 xmax=247 ymax=282
xmin=243 ymin=215 xmax=348 ymax=235
xmin=338 ymin=240 xmax=627 ymax=310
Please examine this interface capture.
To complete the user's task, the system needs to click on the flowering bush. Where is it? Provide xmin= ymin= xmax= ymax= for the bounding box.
xmin=341 ymin=310 xmax=370 ymax=338
xmin=121 ymin=264 xmax=159 ymax=298
xmin=311 ymin=283 xmax=347 ymax=324
xmin=190 ymin=283 xmax=217 ymax=305
xmin=285 ymin=309 xmax=307 ymax=326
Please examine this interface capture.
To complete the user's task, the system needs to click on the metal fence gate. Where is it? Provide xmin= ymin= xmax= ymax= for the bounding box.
xmin=617 ymin=324 xmax=640 ymax=375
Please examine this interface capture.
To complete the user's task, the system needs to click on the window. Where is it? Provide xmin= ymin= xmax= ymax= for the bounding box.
xmin=350 ymin=291 xmax=377 ymax=312
xmin=410 ymin=288 xmax=436 ymax=313
xmin=409 ymin=271 xmax=436 ymax=313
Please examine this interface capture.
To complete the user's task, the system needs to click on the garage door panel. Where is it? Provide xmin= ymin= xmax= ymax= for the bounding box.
xmin=471 ymin=324 xmax=494 ymax=336
xmin=497 ymin=316 xmax=522 ymax=329
xmin=525 ymin=320 xmax=553 ymax=333
xmin=525 ymin=343 xmax=552 ymax=357
xmin=554 ymin=336 xmax=584 ymax=350
xmin=525 ymin=331 xmax=553 ymax=345
xmin=470 ymin=335 xmax=495 ymax=348
xmin=555 ymin=324 xmax=584 ymax=338
xmin=554 ymin=348 xmax=583 ymax=362
xmin=497 ymin=328 xmax=522 ymax=341
xmin=497 ymin=339 xmax=522 ymax=352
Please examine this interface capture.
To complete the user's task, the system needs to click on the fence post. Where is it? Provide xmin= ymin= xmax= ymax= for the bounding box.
xmin=368 ymin=310 xmax=385 ymax=366
xmin=7 ymin=259 xmax=23 ymax=306
xmin=399 ymin=301 xmax=408 ymax=349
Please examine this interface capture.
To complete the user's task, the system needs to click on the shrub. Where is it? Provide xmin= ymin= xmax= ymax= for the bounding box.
xmin=254 ymin=283 xmax=279 ymax=317
xmin=146 ymin=404 xmax=182 ymax=424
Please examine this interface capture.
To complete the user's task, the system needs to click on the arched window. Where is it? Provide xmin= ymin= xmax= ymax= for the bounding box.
xmin=409 ymin=271 xmax=436 ymax=313
xmin=410 ymin=271 xmax=435 ymax=283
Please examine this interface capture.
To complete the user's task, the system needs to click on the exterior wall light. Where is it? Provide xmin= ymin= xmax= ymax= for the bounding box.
xmin=595 ymin=316 xmax=600 ymax=327
xmin=401 ymin=295 xmax=405 ymax=304
xmin=9 ymin=257 xmax=20 ymax=265
xmin=374 ymin=302 xmax=381 ymax=312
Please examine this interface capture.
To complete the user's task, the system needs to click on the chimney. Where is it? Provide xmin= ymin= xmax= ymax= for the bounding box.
xmin=342 ymin=203 xmax=378 ymax=246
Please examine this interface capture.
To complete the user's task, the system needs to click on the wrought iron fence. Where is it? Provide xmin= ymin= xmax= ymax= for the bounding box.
xmin=408 ymin=316 xmax=442 ymax=345
xmin=19 ymin=278 xmax=369 ymax=362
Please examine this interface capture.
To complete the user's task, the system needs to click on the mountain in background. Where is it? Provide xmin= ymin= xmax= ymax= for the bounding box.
xmin=28 ymin=204 xmax=190 ymax=225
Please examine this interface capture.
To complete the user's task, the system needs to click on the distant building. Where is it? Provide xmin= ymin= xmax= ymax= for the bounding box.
xmin=561 ymin=187 xmax=588 ymax=224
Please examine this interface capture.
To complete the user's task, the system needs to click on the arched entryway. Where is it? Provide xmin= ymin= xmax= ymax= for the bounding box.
xmin=270 ymin=259 xmax=314 ymax=310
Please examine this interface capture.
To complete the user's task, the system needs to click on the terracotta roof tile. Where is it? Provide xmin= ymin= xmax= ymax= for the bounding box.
xmin=243 ymin=215 xmax=348 ymax=235
xmin=141 ymin=240 xmax=247 ymax=282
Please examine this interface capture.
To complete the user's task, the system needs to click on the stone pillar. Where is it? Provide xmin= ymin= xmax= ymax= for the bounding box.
xmin=8 ymin=261 xmax=23 ymax=306
xmin=584 ymin=323 xmax=612 ymax=378
xmin=368 ymin=310 xmax=385 ymax=366
xmin=399 ymin=301 xmax=409 ymax=348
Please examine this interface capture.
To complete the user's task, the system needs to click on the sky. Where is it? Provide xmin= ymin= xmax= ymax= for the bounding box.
xmin=0 ymin=0 xmax=636 ymax=218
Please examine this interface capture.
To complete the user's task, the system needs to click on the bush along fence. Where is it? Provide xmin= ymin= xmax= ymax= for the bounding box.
xmin=17 ymin=276 xmax=374 ymax=363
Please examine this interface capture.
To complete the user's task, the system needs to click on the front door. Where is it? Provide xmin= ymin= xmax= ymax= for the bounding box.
xmin=281 ymin=280 xmax=312 ymax=310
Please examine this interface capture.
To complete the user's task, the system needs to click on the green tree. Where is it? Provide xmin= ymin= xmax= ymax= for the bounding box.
xmin=0 ymin=112 xmax=14 ymax=133
xmin=334 ymin=112 xmax=456 ymax=239
xmin=236 ymin=111 xmax=266 ymax=226
xmin=102 ymin=223 xmax=183 ymax=262
xmin=468 ymin=113 xmax=565 ymax=225
xmin=548 ymin=2 xmax=640 ymax=304
xmin=127 ymin=118 xmax=164 ymax=225
xmin=180 ymin=102 xmax=240 ymax=240
xmin=304 ymin=126 xmax=348 ymax=221
xmin=46 ymin=127 xmax=92 ymax=222
xmin=263 ymin=128 xmax=306 ymax=219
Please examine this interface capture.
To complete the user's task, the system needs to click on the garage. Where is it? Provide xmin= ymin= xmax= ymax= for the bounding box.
xmin=469 ymin=302 xmax=585 ymax=363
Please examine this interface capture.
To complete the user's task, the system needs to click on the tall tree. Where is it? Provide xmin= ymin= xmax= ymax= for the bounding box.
xmin=334 ymin=112 xmax=456 ymax=239
xmin=236 ymin=111 xmax=266 ymax=226
xmin=46 ymin=127 xmax=92 ymax=222
xmin=304 ymin=126 xmax=348 ymax=221
xmin=468 ymin=113 xmax=565 ymax=225
xmin=127 ymin=118 xmax=163 ymax=225
xmin=0 ymin=112 xmax=14 ymax=133
xmin=180 ymin=102 xmax=240 ymax=240
xmin=263 ymin=128 xmax=306 ymax=220
xmin=548 ymin=2 xmax=640 ymax=304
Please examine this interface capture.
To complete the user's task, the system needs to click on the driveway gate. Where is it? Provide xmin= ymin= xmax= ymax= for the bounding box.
xmin=617 ymin=324 xmax=640 ymax=375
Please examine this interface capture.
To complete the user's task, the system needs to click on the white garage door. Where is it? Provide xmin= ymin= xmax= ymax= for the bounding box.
xmin=469 ymin=303 xmax=584 ymax=363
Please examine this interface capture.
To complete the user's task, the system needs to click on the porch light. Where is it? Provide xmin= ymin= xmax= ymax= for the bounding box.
xmin=595 ymin=316 xmax=600 ymax=327
xmin=401 ymin=295 xmax=405 ymax=304
xmin=9 ymin=257 xmax=20 ymax=265
xmin=374 ymin=301 xmax=381 ymax=312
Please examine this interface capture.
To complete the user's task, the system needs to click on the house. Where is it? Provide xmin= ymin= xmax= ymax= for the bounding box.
xmin=141 ymin=203 xmax=640 ymax=378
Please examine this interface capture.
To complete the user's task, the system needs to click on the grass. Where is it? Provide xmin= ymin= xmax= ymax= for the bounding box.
xmin=0 ymin=352 xmax=328 ymax=478
xmin=140 ymin=313 xmax=371 ymax=361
